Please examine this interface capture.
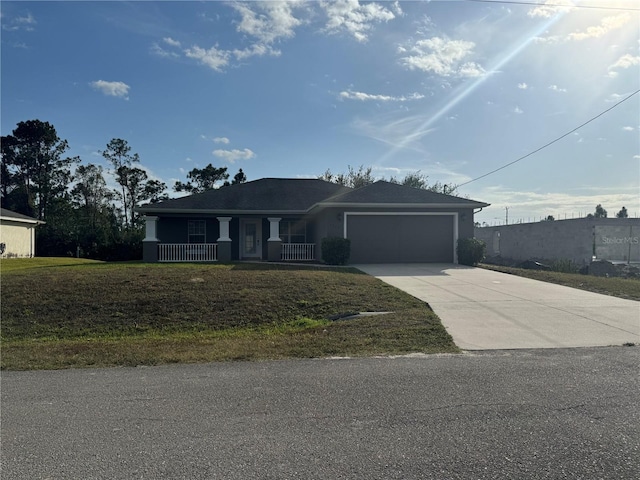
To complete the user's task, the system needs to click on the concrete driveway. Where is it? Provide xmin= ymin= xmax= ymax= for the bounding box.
xmin=356 ymin=264 xmax=640 ymax=350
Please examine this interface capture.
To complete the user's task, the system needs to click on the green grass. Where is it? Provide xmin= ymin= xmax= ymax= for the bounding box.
xmin=479 ymin=263 xmax=640 ymax=301
xmin=1 ymin=259 xmax=458 ymax=370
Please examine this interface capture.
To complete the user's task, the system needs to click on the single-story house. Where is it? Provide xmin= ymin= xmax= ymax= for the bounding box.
xmin=137 ymin=178 xmax=489 ymax=264
xmin=0 ymin=208 xmax=45 ymax=258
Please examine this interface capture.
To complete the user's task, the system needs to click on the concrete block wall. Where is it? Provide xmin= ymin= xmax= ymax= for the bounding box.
xmin=475 ymin=218 xmax=640 ymax=266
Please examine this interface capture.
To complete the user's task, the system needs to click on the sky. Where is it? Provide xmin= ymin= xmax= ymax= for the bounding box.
xmin=2 ymin=0 xmax=639 ymax=226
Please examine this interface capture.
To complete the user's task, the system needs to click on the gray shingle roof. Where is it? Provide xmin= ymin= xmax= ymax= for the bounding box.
xmin=138 ymin=178 xmax=352 ymax=213
xmin=138 ymin=178 xmax=489 ymax=213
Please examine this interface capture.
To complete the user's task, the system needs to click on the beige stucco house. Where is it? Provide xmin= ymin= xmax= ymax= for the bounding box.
xmin=0 ymin=208 xmax=44 ymax=258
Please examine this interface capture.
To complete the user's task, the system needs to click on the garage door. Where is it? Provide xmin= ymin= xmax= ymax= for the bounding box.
xmin=346 ymin=214 xmax=454 ymax=263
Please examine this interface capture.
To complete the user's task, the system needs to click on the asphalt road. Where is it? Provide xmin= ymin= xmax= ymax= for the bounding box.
xmin=2 ymin=347 xmax=639 ymax=479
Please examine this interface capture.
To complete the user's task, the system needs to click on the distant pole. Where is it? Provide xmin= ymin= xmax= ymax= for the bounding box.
xmin=505 ymin=206 xmax=509 ymax=225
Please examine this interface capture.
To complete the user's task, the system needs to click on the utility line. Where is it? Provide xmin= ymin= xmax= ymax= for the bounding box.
xmin=464 ymin=0 xmax=640 ymax=11
xmin=458 ymin=89 xmax=640 ymax=187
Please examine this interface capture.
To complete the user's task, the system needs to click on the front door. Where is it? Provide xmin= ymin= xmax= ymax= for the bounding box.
xmin=241 ymin=219 xmax=262 ymax=259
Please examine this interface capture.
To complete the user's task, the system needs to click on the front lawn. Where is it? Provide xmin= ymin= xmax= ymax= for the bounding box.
xmin=1 ymin=259 xmax=457 ymax=370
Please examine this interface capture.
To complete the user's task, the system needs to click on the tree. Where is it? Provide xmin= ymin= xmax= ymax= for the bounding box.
xmin=616 ymin=206 xmax=628 ymax=218
xmin=71 ymin=164 xmax=114 ymax=233
xmin=101 ymin=139 xmax=167 ymax=229
xmin=101 ymin=139 xmax=140 ymax=228
xmin=174 ymin=163 xmax=229 ymax=193
xmin=543 ymin=215 xmax=555 ymax=221
xmin=231 ymin=168 xmax=247 ymax=185
xmin=70 ymin=164 xmax=120 ymax=256
xmin=1 ymin=119 xmax=78 ymax=220
xmin=319 ymin=165 xmax=375 ymax=189
xmin=594 ymin=204 xmax=608 ymax=218
xmin=322 ymin=166 xmax=460 ymax=195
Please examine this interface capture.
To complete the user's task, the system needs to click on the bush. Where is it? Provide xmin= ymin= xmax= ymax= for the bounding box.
xmin=321 ymin=237 xmax=351 ymax=265
xmin=549 ymin=258 xmax=579 ymax=274
xmin=457 ymin=237 xmax=486 ymax=266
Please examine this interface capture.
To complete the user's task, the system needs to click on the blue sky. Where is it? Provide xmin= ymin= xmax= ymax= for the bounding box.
xmin=2 ymin=0 xmax=639 ymax=225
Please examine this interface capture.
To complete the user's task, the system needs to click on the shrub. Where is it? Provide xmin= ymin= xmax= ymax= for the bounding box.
xmin=549 ymin=258 xmax=579 ymax=274
xmin=321 ymin=237 xmax=351 ymax=265
xmin=457 ymin=237 xmax=486 ymax=266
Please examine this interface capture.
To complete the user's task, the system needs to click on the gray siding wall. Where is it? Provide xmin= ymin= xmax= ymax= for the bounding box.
xmin=475 ymin=218 xmax=640 ymax=265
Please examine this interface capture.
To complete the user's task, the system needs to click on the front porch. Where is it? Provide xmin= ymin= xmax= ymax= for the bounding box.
xmin=144 ymin=215 xmax=319 ymax=263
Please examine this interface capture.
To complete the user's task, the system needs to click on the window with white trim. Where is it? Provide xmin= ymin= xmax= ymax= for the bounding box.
xmin=188 ymin=220 xmax=206 ymax=244
xmin=280 ymin=220 xmax=308 ymax=244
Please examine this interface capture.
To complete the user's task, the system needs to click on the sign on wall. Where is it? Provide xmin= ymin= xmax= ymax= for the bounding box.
xmin=595 ymin=226 xmax=640 ymax=263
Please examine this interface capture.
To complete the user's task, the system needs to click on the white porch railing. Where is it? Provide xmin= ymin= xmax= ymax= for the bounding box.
xmin=159 ymin=243 xmax=218 ymax=262
xmin=281 ymin=243 xmax=315 ymax=261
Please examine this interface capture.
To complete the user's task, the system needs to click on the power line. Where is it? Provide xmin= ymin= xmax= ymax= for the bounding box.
xmin=458 ymin=89 xmax=640 ymax=187
xmin=464 ymin=0 xmax=640 ymax=11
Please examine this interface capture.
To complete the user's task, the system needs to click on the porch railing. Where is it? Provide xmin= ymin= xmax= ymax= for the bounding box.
xmin=159 ymin=243 xmax=218 ymax=262
xmin=281 ymin=243 xmax=315 ymax=261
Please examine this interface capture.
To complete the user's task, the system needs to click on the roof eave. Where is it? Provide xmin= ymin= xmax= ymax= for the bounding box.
xmin=135 ymin=207 xmax=311 ymax=215
xmin=0 ymin=216 xmax=45 ymax=225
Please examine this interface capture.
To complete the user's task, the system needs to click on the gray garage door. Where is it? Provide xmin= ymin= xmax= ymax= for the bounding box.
xmin=347 ymin=214 xmax=454 ymax=263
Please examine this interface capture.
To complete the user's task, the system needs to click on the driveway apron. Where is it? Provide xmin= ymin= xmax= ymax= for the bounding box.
xmin=355 ymin=264 xmax=640 ymax=350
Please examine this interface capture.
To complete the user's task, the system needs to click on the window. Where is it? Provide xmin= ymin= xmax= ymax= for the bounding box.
xmin=188 ymin=220 xmax=206 ymax=244
xmin=280 ymin=220 xmax=308 ymax=244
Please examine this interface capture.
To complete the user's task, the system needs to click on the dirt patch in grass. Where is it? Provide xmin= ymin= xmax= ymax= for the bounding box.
xmin=1 ymin=261 xmax=457 ymax=369
xmin=480 ymin=264 xmax=640 ymax=301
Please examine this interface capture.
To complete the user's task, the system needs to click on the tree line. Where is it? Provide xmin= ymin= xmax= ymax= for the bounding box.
xmin=1 ymin=119 xmax=245 ymax=259
xmin=319 ymin=165 xmax=459 ymax=195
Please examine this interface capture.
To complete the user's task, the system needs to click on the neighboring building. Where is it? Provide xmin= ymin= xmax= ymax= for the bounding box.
xmin=475 ymin=217 xmax=640 ymax=265
xmin=137 ymin=178 xmax=489 ymax=264
xmin=0 ymin=208 xmax=45 ymax=258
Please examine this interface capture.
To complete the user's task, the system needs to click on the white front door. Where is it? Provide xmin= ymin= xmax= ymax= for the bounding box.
xmin=241 ymin=219 xmax=262 ymax=259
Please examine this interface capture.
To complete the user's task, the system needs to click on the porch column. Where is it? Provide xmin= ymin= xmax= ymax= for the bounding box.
xmin=142 ymin=216 xmax=159 ymax=262
xmin=267 ymin=217 xmax=282 ymax=262
xmin=217 ymin=217 xmax=232 ymax=262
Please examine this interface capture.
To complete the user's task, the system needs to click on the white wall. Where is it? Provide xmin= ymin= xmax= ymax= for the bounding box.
xmin=0 ymin=220 xmax=36 ymax=258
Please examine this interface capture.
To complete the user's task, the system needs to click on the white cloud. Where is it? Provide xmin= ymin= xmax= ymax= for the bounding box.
xmin=548 ymin=84 xmax=567 ymax=93
xmin=339 ymin=90 xmax=424 ymax=102
xmin=163 ymin=37 xmax=181 ymax=48
xmin=606 ymin=93 xmax=627 ymax=103
xmin=90 ymin=80 xmax=130 ymax=99
xmin=2 ymin=12 xmax=36 ymax=31
xmin=568 ymin=13 xmax=631 ymax=41
xmin=151 ymin=43 xmax=179 ymax=58
xmin=233 ymin=43 xmax=280 ymax=61
xmin=321 ymin=0 xmax=395 ymax=43
xmin=232 ymin=1 xmax=304 ymax=44
xmin=212 ymin=148 xmax=256 ymax=163
xmin=514 ymin=106 xmax=523 ymax=114
xmin=213 ymin=137 xmax=230 ymax=144
xmin=608 ymin=54 xmax=640 ymax=76
xmin=400 ymin=37 xmax=485 ymax=78
xmin=184 ymin=45 xmax=230 ymax=72
xmin=622 ymin=126 xmax=634 ymax=131
xmin=536 ymin=12 xmax=631 ymax=44
xmin=518 ymin=83 xmax=528 ymax=90
xmin=527 ymin=0 xmax=573 ymax=19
